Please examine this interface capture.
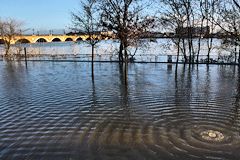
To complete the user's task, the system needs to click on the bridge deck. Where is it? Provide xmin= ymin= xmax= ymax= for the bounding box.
xmin=0 ymin=33 xmax=114 ymax=44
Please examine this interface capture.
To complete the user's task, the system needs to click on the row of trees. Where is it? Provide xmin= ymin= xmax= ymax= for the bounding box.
xmin=72 ymin=0 xmax=155 ymax=63
xmin=160 ymin=0 xmax=240 ymax=64
xmin=0 ymin=0 xmax=239 ymax=65
xmin=71 ymin=0 xmax=156 ymax=81
xmin=71 ymin=0 xmax=240 ymax=64
xmin=70 ymin=0 xmax=240 ymax=82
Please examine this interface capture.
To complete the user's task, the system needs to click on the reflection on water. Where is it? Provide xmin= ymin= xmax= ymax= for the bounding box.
xmin=0 ymin=62 xmax=239 ymax=160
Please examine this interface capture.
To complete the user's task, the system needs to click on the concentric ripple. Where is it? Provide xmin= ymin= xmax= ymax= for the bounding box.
xmin=200 ymin=130 xmax=225 ymax=142
xmin=0 ymin=62 xmax=240 ymax=160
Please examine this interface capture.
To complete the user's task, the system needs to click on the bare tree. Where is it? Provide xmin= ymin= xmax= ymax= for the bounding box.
xmin=0 ymin=18 xmax=23 ymax=56
xmin=201 ymin=0 xmax=218 ymax=64
xmin=159 ymin=0 xmax=189 ymax=63
xmin=99 ymin=0 xmax=155 ymax=63
xmin=98 ymin=0 xmax=155 ymax=85
xmin=213 ymin=0 xmax=240 ymax=63
xmin=183 ymin=0 xmax=196 ymax=63
xmin=71 ymin=0 xmax=101 ymax=80
xmin=159 ymin=0 xmax=220 ymax=64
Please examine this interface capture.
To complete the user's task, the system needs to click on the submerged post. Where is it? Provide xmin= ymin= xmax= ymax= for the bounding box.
xmin=24 ymin=47 xmax=27 ymax=66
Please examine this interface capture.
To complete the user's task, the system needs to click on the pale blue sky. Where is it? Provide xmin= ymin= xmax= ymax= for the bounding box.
xmin=0 ymin=0 xmax=80 ymax=31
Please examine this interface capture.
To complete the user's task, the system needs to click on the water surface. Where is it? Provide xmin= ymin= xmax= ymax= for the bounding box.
xmin=0 ymin=62 xmax=239 ymax=160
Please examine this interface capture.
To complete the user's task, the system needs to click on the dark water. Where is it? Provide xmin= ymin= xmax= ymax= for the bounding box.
xmin=0 ymin=62 xmax=240 ymax=160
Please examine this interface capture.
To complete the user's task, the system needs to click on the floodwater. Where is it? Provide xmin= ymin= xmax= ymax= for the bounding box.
xmin=0 ymin=61 xmax=240 ymax=160
xmin=0 ymin=38 xmax=237 ymax=63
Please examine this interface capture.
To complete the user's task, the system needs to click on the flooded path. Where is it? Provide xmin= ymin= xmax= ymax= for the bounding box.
xmin=0 ymin=62 xmax=239 ymax=160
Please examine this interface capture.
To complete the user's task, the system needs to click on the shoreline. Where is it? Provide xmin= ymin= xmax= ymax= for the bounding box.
xmin=0 ymin=58 xmax=239 ymax=66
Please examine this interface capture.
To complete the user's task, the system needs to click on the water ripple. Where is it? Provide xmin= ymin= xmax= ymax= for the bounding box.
xmin=0 ymin=62 xmax=239 ymax=159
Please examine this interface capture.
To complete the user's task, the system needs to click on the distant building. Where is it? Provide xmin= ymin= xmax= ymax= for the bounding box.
xmin=175 ymin=26 xmax=210 ymax=37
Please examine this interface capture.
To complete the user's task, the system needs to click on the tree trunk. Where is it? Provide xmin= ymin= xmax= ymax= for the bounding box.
xmin=182 ymin=38 xmax=187 ymax=63
xmin=124 ymin=61 xmax=128 ymax=85
xmin=207 ymin=36 xmax=213 ymax=64
xmin=119 ymin=42 xmax=124 ymax=63
xmin=91 ymin=44 xmax=94 ymax=81
xmin=185 ymin=2 xmax=192 ymax=64
xmin=124 ymin=46 xmax=128 ymax=85
xmin=197 ymin=9 xmax=205 ymax=64
xmin=176 ymin=38 xmax=180 ymax=64
xmin=4 ymin=43 xmax=11 ymax=56
xmin=235 ymin=44 xmax=237 ymax=64
xmin=197 ymin=34 xmax=202 ymax=64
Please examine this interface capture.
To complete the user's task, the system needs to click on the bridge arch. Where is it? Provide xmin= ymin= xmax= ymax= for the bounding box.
xmin=0 ymin=39 xmax=5 ymax=44
xmin=36 ymin=38 xmax=47 ymax=43
xmin=52 ymin=38 xmax=61 ymax=42
xmin=15 ymin=39 xmax=30 ymax=44
xmin=76 ymin=37 xmax=83 ymax=41
xmin=65 ymin=38 xmax=73 ymax=41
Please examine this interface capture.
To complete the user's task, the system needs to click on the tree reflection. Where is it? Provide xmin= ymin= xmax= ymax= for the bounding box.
xmin=175 ymin=64 xmax=193 ymax=106
xmin=1 ymin=61 xmax=29 ymax=110
xmin=2 ymin=61 xmax=28 ymax=92
xmin=118 ymin=63 xmax=131 ymax=121
xmin=232 ymin=66 xmax=240 ymax=127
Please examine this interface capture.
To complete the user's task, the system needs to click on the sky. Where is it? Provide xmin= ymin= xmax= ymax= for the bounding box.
xmin=0 ymin=0 xmax=80 ymax=32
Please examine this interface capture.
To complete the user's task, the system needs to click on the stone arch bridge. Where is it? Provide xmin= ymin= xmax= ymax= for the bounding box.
xmin=0 ymin=34 xmax=113 ymax=45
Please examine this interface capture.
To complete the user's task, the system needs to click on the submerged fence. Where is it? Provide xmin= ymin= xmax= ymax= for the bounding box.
xmin=0 ymin=40 xmax=239 ymax=64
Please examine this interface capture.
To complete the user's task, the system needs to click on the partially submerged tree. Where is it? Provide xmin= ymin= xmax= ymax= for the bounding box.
xmin=99 ymin=0 xmax=155 ymax=63
xmin=159 ymin=0 xmax=219 ymax=64
xmin=159 ymin=0 xmax=190 ymax=63
xmin=213 ymin=0 xmax=240 ymax=63
xmin=197 ymin=0 xmax=218 ymax=64
xmin=0 ymin=18 xmax=23 ymax=56
xmin=71 ymin=0 xmax=101 ymax=80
